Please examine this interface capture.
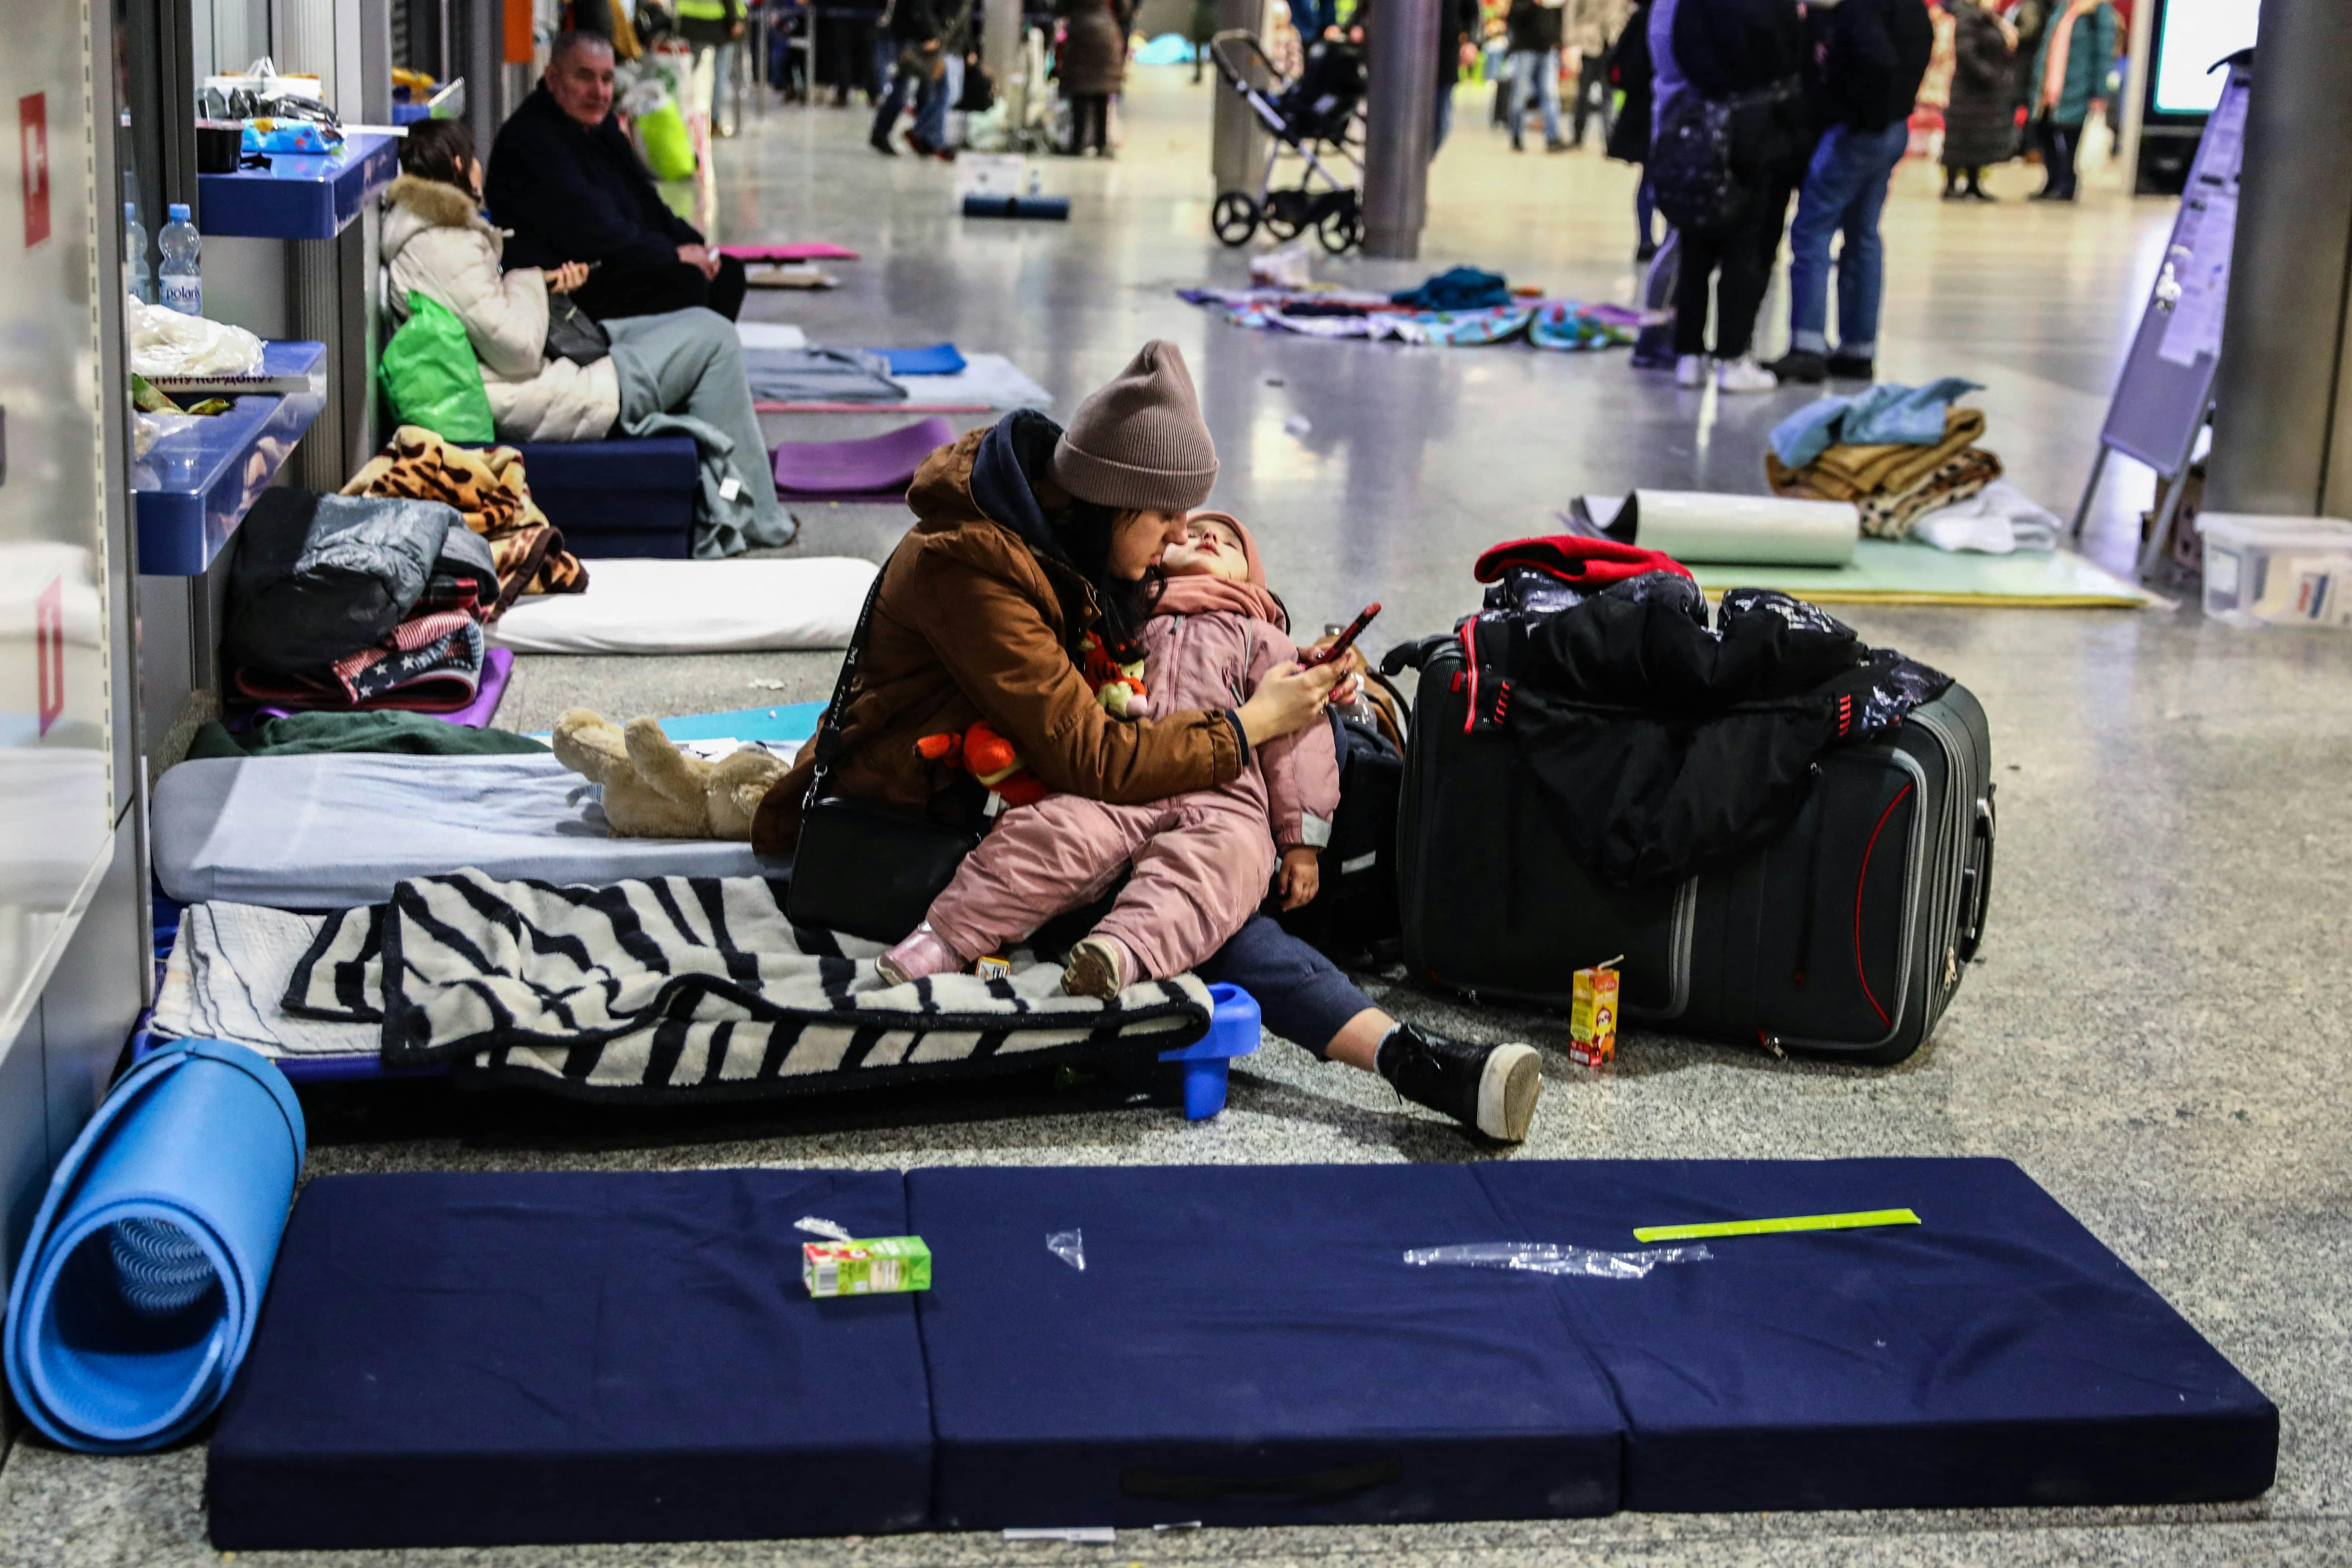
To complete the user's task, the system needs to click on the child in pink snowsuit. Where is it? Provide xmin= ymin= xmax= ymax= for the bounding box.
xmin=880 ymin=511 xmax=1341 ymax=998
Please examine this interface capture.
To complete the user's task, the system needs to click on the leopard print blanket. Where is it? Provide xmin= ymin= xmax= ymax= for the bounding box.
xmin=342 ymin=426 xmax=589 ymax=615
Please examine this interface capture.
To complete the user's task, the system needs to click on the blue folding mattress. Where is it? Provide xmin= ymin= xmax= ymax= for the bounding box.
xmin=1465 ymin=1158 xmax=2279 ymax=1511
xmin=204 ymin=1169 xmax=932 ymax=1550
xmin=907 ymin=1163 xmax=1627 ymax=1529
xmin=203 ymin=1158 xmax=2274 ymax=1549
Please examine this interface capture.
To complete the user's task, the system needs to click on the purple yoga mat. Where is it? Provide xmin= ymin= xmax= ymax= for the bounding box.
xmin=772 ymin=417 xmax=957 ymax=496
xmin=235 ymin=647 xmax=514 ymax=731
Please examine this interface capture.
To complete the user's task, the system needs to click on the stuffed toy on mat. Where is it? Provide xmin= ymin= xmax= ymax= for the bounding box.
xmin=551 ymin=709 xmax=790 ymax=840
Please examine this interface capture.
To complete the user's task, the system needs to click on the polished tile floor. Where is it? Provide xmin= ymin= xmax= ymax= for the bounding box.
xmin=5 ymin=69 xmax=2347 ymax=1568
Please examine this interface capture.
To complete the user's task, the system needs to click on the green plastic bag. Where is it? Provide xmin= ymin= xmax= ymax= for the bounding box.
xmin=638 ymin=101 xmax=695 ymax=181
xmin=379 ymin=293 xmax=494 ymax=442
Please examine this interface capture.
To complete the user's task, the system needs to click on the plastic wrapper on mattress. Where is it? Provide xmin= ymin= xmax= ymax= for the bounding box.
xmin=1400 ymin=1241 xmax=1712 ymax=1280
xmin=1046 ymin=1229 xmax=1086 ymax=1272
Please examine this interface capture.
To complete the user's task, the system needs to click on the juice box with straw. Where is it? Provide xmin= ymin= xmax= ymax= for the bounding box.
xmin=1569 ymin=958 xmax=1620 ymax=1068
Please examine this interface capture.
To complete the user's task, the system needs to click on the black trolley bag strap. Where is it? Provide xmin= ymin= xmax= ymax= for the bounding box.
xmin=784 ymin=567 xmax=984 ymax=944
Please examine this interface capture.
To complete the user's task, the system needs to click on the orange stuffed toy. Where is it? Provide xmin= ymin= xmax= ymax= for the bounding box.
xmin=916 ymin=632 xmax=1147 ymax=811
xmin=915 ymin=721 xmax=1050 ymax=810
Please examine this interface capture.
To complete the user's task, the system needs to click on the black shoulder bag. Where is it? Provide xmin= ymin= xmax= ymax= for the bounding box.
xmin=543 ymin=293 xmax=611 ymax=366
xmin=784 ymin=573 xmax=984 ymax=944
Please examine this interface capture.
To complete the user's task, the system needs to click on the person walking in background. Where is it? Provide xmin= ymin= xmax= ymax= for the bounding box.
xmin=870 ymin=0 xmax=946 ymax=154
xmin=676 ymin=0 xmax=746 ymax=136
xmin=1651 ymin=0 xmax=1807 ymax=394
xmin=1605 ymin=0 xmax=1659 ymax=258
xmin=2027 ymin=0 xmax=2115 ymax=201
xmin=1565 ymin=0 xmax=1630 ymax=148
xmin=1765 ymin=0 xmax=1931 ymax=385
xmin=1058 ymin=0 xmax=1128 ymax=156
xmin=1503 ymin=0 xmax=1568 ymax=153
xmin=1940 ymin=0 xmax=2016 ymax=199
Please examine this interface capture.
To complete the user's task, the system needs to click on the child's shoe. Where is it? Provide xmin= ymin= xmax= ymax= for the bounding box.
xmin=877 ymin=927 xmax=961 ymax=987
xmin=1060 ymin=935 xmax=1133 ymax=999
xmin=1715 ymin=354 xmax=1779 ymax=394
xmin=1675 ymin=353 xmax=1711 ymax=388
xmin=1376 ymin=1025 xmax=1543 ymax=1142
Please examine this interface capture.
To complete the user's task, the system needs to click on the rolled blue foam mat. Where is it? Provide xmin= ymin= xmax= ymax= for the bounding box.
xmin=4 ymin=1038 xmax=305 ymax=1452
xmin=962 ymin=193 xmax=1071 ymax=221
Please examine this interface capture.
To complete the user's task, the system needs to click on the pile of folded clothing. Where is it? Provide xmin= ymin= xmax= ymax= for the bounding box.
xmin=1764 ymin=379 xmax=2028 ymax=546
xmin=224 ymin=490 xmax=504 ymax=715
xmin=341 ymin=426 xmax=588 ymax=614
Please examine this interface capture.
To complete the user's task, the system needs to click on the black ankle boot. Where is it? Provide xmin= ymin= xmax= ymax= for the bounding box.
xmin=1375 ymin=1025 xmax=1541 ymax=1142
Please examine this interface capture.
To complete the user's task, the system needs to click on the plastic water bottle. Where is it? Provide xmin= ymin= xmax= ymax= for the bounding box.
xmin=158 ymin=203 xmax=202 ymax=316
xmin=122 ymin=173 xmax=151 ymax=304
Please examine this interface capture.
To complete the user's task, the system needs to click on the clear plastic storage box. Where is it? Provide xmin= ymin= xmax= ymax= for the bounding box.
xmin=2194 ymin=513 xmax=2352 ymax=628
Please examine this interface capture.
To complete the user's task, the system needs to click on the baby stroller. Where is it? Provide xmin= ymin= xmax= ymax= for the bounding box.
xmin=1207 ymin=31 xmax=1367 ymax=254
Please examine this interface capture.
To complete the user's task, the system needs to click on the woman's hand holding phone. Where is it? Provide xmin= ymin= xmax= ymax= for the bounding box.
xmin=1237 ymin=660 xmax=1343 ymax=747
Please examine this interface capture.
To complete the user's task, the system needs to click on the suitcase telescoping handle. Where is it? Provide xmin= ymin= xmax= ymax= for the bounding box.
xmin=1955 ymin=790 xmax=1996 ymax=965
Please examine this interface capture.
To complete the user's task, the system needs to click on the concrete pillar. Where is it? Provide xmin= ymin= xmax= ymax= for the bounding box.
xmin=1209 ymin=0 xmax=1267 ymax=196
xmin=1362 ymin=0 xmax=1437 ymax=259
xmin=985 ymin=0 xmax=1022 ymax=122
xmin=2206 ymin=1 xmax=2352 ymax=517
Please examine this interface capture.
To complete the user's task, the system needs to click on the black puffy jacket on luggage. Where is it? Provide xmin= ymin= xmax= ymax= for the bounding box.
xmin=1393 ymin=571 xmax=1995 ymax=1064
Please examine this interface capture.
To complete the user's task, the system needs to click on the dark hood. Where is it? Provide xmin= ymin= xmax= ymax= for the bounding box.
xmin=966 ymin=410 xmax=1074 ymax=571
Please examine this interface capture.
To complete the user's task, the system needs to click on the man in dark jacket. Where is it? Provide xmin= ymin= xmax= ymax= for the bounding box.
xmin=1765 ymin=0 xmax=1932 ymax=383
xmin=486 ymin=32 xmax=748 ymax=321
xmin=1503 ymin=0 xmax=1567 ymax=153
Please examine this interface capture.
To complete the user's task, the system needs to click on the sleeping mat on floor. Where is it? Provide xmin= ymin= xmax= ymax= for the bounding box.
xmin=206 ymin=1169 xmax=931 ymax=1550
xmin=906 ymin=1163 xmax=1626 ymax=1529
xmin=1466 ymin=1157 xmax=2279 ymax=1510
xmin=204 ymin=1158 xmax=2274 ymax=1549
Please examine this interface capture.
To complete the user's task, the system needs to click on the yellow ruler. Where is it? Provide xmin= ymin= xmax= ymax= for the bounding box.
xmin=1633 ymin=1208 xmax=1920 ymax=1244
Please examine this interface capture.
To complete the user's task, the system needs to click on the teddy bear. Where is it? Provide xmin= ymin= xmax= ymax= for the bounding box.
xmin=550 ymin=709 xmax=791 ymax=841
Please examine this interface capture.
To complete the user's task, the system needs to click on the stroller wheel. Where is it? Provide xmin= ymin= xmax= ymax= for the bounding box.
xmin=1315 ymin=201 xmax=1361 ymax=255
xmin=1212 ymin=191 xmax=1260 ymax=247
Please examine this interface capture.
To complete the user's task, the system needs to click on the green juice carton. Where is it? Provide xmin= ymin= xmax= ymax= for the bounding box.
xmin=803 ymin=1236 xmax=932 ymax=1298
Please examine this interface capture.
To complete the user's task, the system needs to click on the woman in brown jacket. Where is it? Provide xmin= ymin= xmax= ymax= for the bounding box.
xmin=754 ymin=342 xmax=1542 ymax=1141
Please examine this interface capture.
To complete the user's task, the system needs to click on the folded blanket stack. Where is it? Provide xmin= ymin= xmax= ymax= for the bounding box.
xmin=223 ymin=489 xmax=505 ymax=716
xmin=343 ymin=426 xmax=590 ymax=613
xmin=1765 ymin=381 xmax=2023 ymax=546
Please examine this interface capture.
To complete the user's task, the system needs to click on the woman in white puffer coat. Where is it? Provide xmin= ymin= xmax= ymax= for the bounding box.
xmin=381 ymin=121 xmax=794 ymax=553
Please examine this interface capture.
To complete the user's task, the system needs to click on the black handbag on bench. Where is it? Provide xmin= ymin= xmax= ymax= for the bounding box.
xmin=784 ymin=573 xmax=984 ymax=944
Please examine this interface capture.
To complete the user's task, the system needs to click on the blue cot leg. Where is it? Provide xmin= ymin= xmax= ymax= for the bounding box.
xmin=1183 ymin=1059 xmax=1230 ymax=1120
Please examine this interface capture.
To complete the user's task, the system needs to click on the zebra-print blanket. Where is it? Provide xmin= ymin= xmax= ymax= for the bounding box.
xmin=286 ymin=869 xmax=1213 ymax=1100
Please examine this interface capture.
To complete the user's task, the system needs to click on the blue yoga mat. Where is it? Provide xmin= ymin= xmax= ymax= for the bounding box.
xmin=861 ymin=343 xmax=968 ymax=377
xmin=4 ymin=1038 xmax=305 ymax=1452
xmin=656 ymin=702 xmax=826 ymax=745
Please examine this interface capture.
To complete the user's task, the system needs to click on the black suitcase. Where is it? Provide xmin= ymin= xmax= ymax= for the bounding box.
xmin=1395 ymin=631 xmax=1995 ymax=1064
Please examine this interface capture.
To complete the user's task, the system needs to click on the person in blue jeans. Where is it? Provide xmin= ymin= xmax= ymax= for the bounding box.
xmin=1764 ymin=0 xmax=1931 ymax=385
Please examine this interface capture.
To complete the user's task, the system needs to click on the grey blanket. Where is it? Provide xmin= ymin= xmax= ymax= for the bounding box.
xmin=740 ymin=346 xmax=907 ymax=404
xmin=607 ymin=309 xmax=799 ymax=559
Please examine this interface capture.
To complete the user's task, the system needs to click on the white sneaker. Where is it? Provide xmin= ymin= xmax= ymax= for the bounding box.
xmin=1716 ymin=354 xmax=1779 ymax=394
xmin=1675 ymin=353 xmax=1710 ymax=388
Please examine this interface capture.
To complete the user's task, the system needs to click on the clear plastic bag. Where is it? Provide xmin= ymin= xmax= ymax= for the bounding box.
xmin=1401 ymin=1242 xmax=1711 ymax=1280
xmin=794 ymin=1215 xmax=852 ymax=1242
xmin=1046 ymin=1229 xmax=1085 ymax=1272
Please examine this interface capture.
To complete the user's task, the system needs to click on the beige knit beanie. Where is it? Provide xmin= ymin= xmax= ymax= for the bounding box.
xmin=1051 ymin=340 xmax=1220 ymax=512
